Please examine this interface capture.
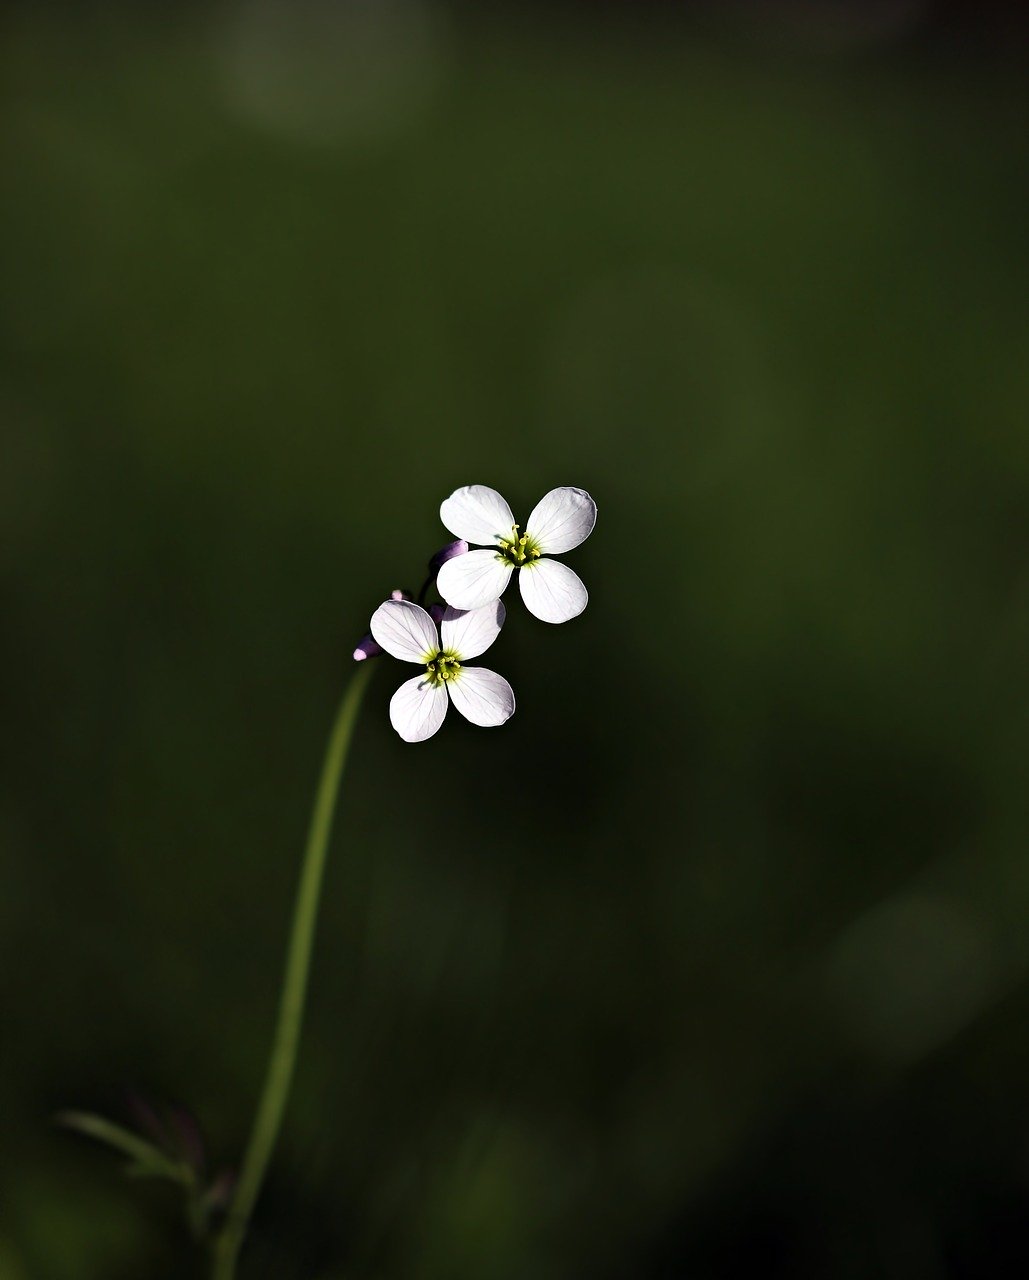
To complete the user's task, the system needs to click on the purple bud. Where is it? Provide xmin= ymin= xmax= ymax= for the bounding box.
xmin=428 ymin=540 xmax=468 ymax=573
xmin=390 ymin=588 xmax=413 ymax=601
xmin=353 ymin=634 xmax=383 ymax=662
xmin=427 ymin=603 xmax=446 ymax=627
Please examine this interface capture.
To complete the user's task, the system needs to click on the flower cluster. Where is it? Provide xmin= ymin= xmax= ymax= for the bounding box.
xmin=359 ymin=485 xmax=597 ymax=742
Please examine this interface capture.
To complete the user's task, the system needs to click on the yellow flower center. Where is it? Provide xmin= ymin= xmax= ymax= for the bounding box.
xmin=425 ymin=651 xmax=461 ymax=687
xmin=497 ymin=524 xmax=542 ymax=567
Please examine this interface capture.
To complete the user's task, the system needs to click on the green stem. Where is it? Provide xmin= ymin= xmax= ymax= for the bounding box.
xmin=212 ymin=662 xmax=373 ymax=1280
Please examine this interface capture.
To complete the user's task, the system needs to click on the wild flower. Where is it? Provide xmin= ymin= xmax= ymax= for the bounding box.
xmin=436 ymin=484 xmax=596 ymax=623
xmin=67 ymin=482 xmax=591 ymax=1280
xmin=369 ymin=597 xmax=514 ymax=742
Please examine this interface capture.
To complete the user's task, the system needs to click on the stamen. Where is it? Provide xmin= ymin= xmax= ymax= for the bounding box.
xmin=497 ymin=523 xmax=541 ymax=567
xmin=425 ymin=650 xmax=461 ymax=686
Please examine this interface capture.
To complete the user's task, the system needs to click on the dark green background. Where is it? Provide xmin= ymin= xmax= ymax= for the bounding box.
xmin=2 ymin=4 xmax=1027 ymax=1277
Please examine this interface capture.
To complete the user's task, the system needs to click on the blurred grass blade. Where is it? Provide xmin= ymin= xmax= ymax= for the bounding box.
xmin=56 ymin=1110 xmax=191 ymax=1184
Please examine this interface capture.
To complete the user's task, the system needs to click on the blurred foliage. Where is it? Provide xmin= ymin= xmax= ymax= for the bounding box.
xmin=1 ymin=2 xmax=1027 ymax=1278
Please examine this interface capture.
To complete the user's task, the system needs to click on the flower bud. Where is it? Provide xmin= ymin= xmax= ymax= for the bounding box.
xmin=428 ymin=540 xmax=468 ymax=573
xmin=353 ymin=634 xmax=383 ymax=661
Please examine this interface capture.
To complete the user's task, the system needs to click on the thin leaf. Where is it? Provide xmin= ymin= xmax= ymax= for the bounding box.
xmin=56 ymin=1110 xmax=192 ymax=1185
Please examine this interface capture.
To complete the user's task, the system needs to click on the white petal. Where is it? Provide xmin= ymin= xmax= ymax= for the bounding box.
xmin=518 ymin=557 xmax=588 ymax=624
xmin=389 ymin=675 xmax=449 ymax=742
xmin=369 ymin=599 xmax=439 ymax=663
xmin=440 ymin=600 xmax=506 ymax=661
xmin=448 ymin=667 xmax=515 ymax=728
xmin=525 ymin=486 xmax=596 ymax=554
xmin=436 ymin=549 xmax=514 ymax=611
xmin=439 ymin=485 xmax=516 ymax=546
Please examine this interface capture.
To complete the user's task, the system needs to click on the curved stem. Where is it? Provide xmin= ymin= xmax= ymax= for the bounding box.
xmin=212 ymin=662 xmax=374 ymax=1280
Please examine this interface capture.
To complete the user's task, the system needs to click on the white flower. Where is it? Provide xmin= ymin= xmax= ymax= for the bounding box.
xmin=369 ymin=598 xmax=515 ymax=743
xmin=436 ymin=485 xmax=597 ymax=624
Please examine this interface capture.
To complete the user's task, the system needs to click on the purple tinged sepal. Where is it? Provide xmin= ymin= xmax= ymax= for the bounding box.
xmin=428 ymin=539 xmax=469 ymax=573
